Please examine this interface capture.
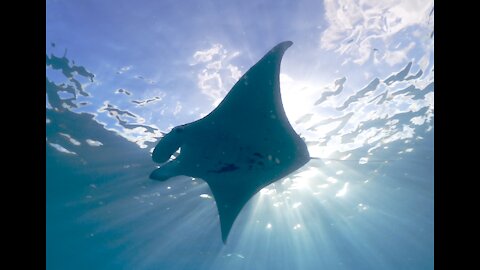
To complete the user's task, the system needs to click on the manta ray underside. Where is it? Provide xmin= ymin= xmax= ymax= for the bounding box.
xmin=150 ymin=41 xmax=310 ymax=243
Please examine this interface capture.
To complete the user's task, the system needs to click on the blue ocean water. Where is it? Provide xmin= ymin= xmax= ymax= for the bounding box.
xmin=46 ymin=1 xmax=434 ymax=269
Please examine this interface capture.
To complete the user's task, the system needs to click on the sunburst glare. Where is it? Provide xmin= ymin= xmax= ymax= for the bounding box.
xmin=47 ymin=0 xmax=434 ymax=269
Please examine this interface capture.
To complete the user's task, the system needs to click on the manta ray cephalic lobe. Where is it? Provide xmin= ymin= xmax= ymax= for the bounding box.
xmin=150 ymin=41 xmax=310 ymax=243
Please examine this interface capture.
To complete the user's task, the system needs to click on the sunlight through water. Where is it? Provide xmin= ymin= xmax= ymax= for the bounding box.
xmin=47 ymin=0 xmax=434 ymax=269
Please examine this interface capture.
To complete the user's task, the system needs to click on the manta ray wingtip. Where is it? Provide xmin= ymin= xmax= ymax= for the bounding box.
xmin=149 ymin=168 xmax=168 ymax=181
xmin=272 ymin=41 xmax=293 ymax=53
xmin=282 ymin=40 xmax=293 ymax=47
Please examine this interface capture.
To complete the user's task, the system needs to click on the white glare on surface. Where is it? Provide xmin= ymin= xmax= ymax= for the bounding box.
xmin=86 ymin=139 xmax=103 ymax=146
xmin=357 ymin=203 xmax=368 ymax=212
xmin=49 ymin=143 xmax=77 ymax=155
xmin=326 ymin=177 xmax=338 ymax=184
xmin=335 ymin=182 xmax=349 ymax=197
xmin=59 ymin=133 xmax=81 ymax=146
xmin=359 ymin=157 xmax=369 ymax=164
xmin=289 ymin=178 xmax=311 ymax=190
xmin=199 ymin=194 xmax=212 ymax=199
xmin=260 ymin=188 xmax=277 ymax=196
xmin=294 ymin=166 xmax=320 ymax=179
xmin=292 ymin=202 xmax=302 ymax=209
xmin=272 ymin=202 xmax=283 ymax=207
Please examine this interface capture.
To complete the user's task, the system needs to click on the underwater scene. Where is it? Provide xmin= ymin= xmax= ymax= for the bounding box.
xmin=46 ymin=0 xmax=434 ymax=269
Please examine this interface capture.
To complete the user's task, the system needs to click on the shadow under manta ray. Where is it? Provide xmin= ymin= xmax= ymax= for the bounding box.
xmin=150 ymin=41 xmax=310 ymax=243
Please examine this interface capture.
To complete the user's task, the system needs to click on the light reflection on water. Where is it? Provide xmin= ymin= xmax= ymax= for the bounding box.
xmin=46 ymin=1 xmax=433 ymax=268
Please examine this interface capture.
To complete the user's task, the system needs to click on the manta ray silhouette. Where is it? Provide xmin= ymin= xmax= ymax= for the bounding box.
xmin=150 ymin=41 xmax=310 ymax=243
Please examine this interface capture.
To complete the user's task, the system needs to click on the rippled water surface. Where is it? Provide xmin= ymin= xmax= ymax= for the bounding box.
xmin=46 ymin=1 xmax=434 ymax=269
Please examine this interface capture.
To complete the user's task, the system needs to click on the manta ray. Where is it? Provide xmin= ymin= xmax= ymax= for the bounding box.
xmin=150 ymin=41 xmax=310 ymax=243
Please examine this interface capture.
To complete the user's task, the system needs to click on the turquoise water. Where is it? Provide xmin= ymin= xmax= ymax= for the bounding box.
xmin=46 ymin=1 xmax=434 ymax=269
